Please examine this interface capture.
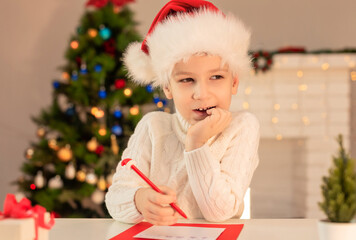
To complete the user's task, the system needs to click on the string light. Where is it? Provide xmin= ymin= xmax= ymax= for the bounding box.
xmin=351 ymin=71 xmax=356 ymax=81
xmin=91 ymin=107 xmax=104 ymax=118
xmin=321 ymin=63 xmax=330 ymax=71
xmin=272 ymin=117 xmax=279 ymax=124
xmin=273 ymin=104 xmax=280 ymax=111
xmin=244 ymin=87 xmax=252 ymax=95
xmin=124 ymin=88 xmax=132 ymax=97
xmin=276 ymin=134 xmax=283 ymax=141
xmin=156 ymin=101 xmax=164 ymax=108
xmin=70 ymin=40 xmax=79 ymax=49
xmin=62 ymin=72 xmax=70 ymax=80
xmin=98 ymin=126 xmax=107 ymax=136
xmin=129 ymin=105 xmax=139 ymax=115
xmin=298 ymin=84 xmax=308 ymax=91
xmin=302 ymin=116 xmax=310 ymax=126
xmin=242 ymin=102 xmax=249 ymax=109
xmin=297 ymin=70 xmax=304 ymax=78
xmin=88 ymin=28 xmax=98 ymax=38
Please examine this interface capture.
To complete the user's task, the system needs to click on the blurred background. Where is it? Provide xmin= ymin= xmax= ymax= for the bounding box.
xmin=1 ymin=0 xmax=355 ymax=218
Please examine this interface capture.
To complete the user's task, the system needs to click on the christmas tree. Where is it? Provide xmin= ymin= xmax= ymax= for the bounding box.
xmin=15 ymin=0 xmax=167 ymax=218
xmin=319 ymin=134 xmax=356 ymax=222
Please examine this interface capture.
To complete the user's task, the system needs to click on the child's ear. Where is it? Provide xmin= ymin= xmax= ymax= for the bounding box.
xmin=163 ymin=86 xmax=173 ymax=99
xmin=231 ymin=76 xmax=239 ymax=95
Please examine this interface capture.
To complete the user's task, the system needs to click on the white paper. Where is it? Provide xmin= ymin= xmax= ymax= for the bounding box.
xmin=134 ymin=225 xmax=225 ymax=240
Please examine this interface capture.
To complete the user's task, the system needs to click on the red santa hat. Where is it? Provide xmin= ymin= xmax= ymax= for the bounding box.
xmin=124 ymin=0 xmax=251 ymax=88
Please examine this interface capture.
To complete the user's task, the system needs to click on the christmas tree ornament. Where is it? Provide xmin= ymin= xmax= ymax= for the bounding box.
xmin=111 ymin=134 xmax=119 ymax=155
xmin=156 ymin=101 xmax=163 ymax=108
xmin=30 ymin=184 xmax=36 ymax=190
xmin=86 ymin=171 xmax=98 ymax=185
xmin=95 ymin=145 xmax=105 ymax=155
xmin=53 ymin=81 xmax=60 ymax=89
xmin=44 ymin=163 xmax=56 ymax=173
xmin=129 ymin=105 xmax=139 ymax=116
xmin=62 ymin=72 xmax=70 ymax=80
xmin=98 ymin=126 xmax=107 ymax=136
xmin=34 ymin=171 xmax=45 ymax=188
xmin=65 ymin=162 xmax=76 ymax=180
xmin=88 ymin=28 xmax=98 ymax=38
xmin=71 ymin=70 xmax=79 ymax=81
xmin=98 ymin=86 xmax=107 ymax=99
xmin=106 ymin=171 xmax=115 ymax=186
xmin=123 ymin=88 xmax=132 ymax=97
xmin=80 ymin=63 xmax=88 ymax=74
xmin=113 ymin=5 xmax=121 ymax=14
xmin=91 ymin=107 xmax=105 ymax=118
xmin=111 ymin=124 xmax=123 ymax=136
xmin=65 ymin=104 xmax=76 ymax=116
xmin=36 ymin=127 xmax=46 ymax=138
xmin=153 ymin=95 xmax=160 ymax=104
xmin=87 ymin=137 xmax=99 ymax=152
xmin=57 ymin=144 xmax=73 ymax=162
xmin=48 ymin=175 xmax=63 ymax=189
xmin=76 ymin=169 xmax=87 ymax=182
xmin=103 ymin=38 xmax=116 ymax=56
xmin=48 ymin=139 xmax=60 ymax=151
xmin=99 ymin=26 xmax=111 ymax=40
xmin=94 ymin=64 xmax=102 ymax=72
xmin=113 ymin=109 xmax=122 ymax=118
xmin=146 ymin=85 xmax=154 ymax=93
xmin=91 ymin=189 xmax=105 ymax=204
xmin=25 ymin=148 xmax=34 ymax=160
xmin=97 ymin=176 xmax=106 ymax=191
xmin=70 ymin=40 xmax=79 ymax=50
xmin=114 ymin=79 xmax=126 ymax=89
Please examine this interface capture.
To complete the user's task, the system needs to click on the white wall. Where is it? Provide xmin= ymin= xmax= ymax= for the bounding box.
xmin=1 ymin=0 xmax=355 ymax=209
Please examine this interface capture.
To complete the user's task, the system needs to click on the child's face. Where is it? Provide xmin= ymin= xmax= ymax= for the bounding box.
xmin=163 ymin=54 xmax=239 ymax=125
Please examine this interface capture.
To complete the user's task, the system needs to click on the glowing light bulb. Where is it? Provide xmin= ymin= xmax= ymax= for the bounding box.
xmin=124 ymin=88 xmax=132 ymax=97
xmin=276 ymin=134 xmax=283 ymax=141
xmin=297 ymin=70 xmax=304 ymax=78
xmin=321 ymin=63 xmax=330 ymax=71
xmin=156 ymin=101 xmax=164 ymax=108
xmin=70 ymin=40 xmax=79 ymax=49
xmin=244 ymin=87 xmax=252 ymax=95
xmin=88 ymin=28 xmax=98 ymax=38
xmin=302 ymin=116 xmax=310 ymax=125
xmin=129 ymin=105 xmax=139 ymax=115
xmin=62 ymin=72 xmax=70 ymax=80
xmin=351 ymin=71 xmax=356 ymax=81
xmin=272 ymin=117 xmax=279 ymax=124
xmin=98 ymin=127 xmax=107 ymax=136
xmin=242 ymin=102 xmax=249 ymax=109
xmin=298 ymin=84 xmax=308 ymax=91
xmin=274 ymin=104 xmax=280 ymax=111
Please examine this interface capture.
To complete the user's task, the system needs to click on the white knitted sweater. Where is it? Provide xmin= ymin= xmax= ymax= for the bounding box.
xmin=105 ymin=110 xmax=260 ymax=223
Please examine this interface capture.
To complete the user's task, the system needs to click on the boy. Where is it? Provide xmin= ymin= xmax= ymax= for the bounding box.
xmin=105 ymin=0 xmax=260 ymax=225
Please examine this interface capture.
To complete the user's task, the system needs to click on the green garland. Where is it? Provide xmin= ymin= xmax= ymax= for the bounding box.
xmin=249 ymin=47 xmax=356 ymax=73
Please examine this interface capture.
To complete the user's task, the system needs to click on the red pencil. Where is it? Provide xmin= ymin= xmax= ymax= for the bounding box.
xmin=121 ymin=158 xmax=188 ymax=219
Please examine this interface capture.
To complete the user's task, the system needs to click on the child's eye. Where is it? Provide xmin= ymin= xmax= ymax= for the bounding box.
xmin=211 ymin=75 xmax=224 ymax=80
xmin=179 ymin=78 xmax=194 ymax=83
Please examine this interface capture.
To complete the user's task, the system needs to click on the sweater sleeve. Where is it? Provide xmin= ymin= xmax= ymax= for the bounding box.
xmin=105 ymin=113 xmax=153 ymax=223
xmin=184 ymin=112 xmax=260 ymax=222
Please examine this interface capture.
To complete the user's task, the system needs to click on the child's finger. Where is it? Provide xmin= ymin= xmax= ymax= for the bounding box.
xmin=147 ymin=187 xmax=176 ymax=205
xmin=148 ymin=201 xmax=175 ymax=216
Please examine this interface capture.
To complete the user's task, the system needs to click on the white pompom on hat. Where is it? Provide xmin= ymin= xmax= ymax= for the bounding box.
xmin=123 ymin=0 xmax=251 ymax=88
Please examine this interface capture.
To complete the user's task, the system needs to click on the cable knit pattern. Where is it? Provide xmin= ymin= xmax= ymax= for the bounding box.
xmin=105 ymin=110 xmax=260 ymax=223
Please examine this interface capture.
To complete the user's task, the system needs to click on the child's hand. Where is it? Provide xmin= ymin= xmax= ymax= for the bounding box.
xmin=186 ymin=107 xmax=232 ymax=151
xmin=134 ymin=185 xmax=180 ymax=225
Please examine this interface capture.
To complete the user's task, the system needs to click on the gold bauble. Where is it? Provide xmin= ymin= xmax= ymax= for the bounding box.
xmin=88 ymin=28 xmax=98 ymax=38
xmin=57 ymin=144 xmax=73 ymax=162
xmin=87 ymin=137 xmax=98 ymax=152
xmin=48 ymin=139 xmax=59 ymax=151
xmin=97 ymin=176 xmax=106 ymax=191
xmin=110 ymin=135 xmax=119 ymax=155
xmin=36 ymin=127 xmax=46 ymax=138
xmin=25 ymin=148 xmax=34 ymax=159
xmin=76 ymin=170 xmax=86 ymax=182
xmin=86 ymin=172 xmax=98 ymax=185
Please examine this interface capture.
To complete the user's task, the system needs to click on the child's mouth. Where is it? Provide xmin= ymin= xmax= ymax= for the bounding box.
xmin=193 ymin=106 xmax=216 ymax=116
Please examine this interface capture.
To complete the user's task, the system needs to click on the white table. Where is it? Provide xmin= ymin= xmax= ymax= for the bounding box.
xmin=49 ymin=218 xmax=320 ymax=240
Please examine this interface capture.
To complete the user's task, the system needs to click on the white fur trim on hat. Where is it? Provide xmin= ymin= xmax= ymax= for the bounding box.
xmin=124 ymin=9 xmax=251 ymax=88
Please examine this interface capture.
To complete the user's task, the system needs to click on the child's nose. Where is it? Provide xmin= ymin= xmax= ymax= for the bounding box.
xmin=193 ymin=82 xmax=210 ymax=100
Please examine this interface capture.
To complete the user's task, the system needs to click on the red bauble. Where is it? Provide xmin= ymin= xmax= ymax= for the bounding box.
xmin=95 ymin=145 xmax=105 ymax=155
xmin=115 ymin=79 xmax=126 ymax=89
xmin=111 ymin=0 xmax=135 ymax=7
xmin=104 ymin=39 xmax=116 ymax=56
